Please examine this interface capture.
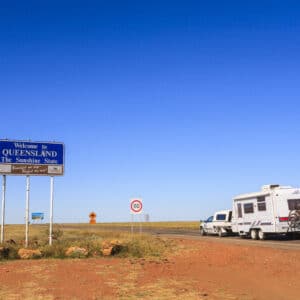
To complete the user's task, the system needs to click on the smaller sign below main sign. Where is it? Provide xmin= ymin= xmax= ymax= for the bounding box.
xmin=0 ymin=164 xmax=11 ymax=173
xmin=130 ymin=198 xmax=143 ymax=214
xmin=0 ymin=164 xmax=64 ymax=176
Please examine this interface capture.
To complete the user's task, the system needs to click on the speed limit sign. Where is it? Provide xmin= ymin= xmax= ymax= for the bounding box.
xmin=130 ymin=199 xmax=143 ymax=214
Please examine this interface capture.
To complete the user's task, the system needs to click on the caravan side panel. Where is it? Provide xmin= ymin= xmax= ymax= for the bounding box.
xmin=232 ymin=194 xmax=275 ymax=235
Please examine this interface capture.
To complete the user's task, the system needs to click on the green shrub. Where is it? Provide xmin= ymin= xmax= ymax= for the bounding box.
xmin=0 ymin=245 xmax=20 ymax=260
xmin=120 ymin=235 xmax=171 ymax=258
xmin=40 ymin=243 xmax=68 ymax=258
xmin=8 ymin=245 xmax=20 ymax=259
xmin=1 ymin=226 xmax=174 ymax=260
xmin=45 ymin=228 xmax=64 ymax=241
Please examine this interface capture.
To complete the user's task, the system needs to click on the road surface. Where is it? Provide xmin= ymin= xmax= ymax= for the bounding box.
xmin=62 ymin=224 xmax=300 ymax=250
xmin=153 ymin=228 xmax=300 ymax=250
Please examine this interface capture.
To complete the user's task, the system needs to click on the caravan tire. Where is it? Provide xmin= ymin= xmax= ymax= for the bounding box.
xmin=250 ymin=229 xmax=258 ymax=240
xmin=258 ymin=230 xmax=266 ymax=240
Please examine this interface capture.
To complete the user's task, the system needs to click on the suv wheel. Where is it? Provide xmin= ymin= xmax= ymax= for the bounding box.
xmin=200 ymin=227 xmax=206 ymax=236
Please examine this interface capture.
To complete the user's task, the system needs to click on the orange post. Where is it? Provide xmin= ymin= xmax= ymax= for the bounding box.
xmin=89 ymin=212 xmax=96 ymax=224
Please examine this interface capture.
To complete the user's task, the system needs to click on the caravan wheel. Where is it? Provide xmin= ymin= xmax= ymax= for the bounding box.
xmin=250 ymin=229 xmax=258 ymax=240
xmin=258 ymin=230 xmax=266 ymax=240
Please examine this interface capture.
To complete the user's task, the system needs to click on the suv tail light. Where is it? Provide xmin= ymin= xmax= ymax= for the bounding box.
xmin=279 ymin=217 xmax=289 ymax=222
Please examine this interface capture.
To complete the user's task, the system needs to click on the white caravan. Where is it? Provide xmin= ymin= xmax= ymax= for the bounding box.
xmin=231 ymin=184 xmax=300 ymax=240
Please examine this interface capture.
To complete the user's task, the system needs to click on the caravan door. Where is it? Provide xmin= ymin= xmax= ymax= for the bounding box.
xmin=231 ymin=202 xmax=243 ymax=234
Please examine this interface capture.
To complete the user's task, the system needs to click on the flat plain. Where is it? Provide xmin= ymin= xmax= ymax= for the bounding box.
xmin=0 ymin=222 xmax=299 ymax=300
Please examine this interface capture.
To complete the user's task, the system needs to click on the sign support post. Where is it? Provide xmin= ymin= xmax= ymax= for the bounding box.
xmin=139 ymin=214 xmax=142 ymax=234
xmin=1 ymin=175 xmax=6 ymax=244
xmin=49 ymin=176 xmax=54 ymax=245
xmin=25 ymin=176 xmax=30 ymax=247
xmin=130 ymin=198 xmax=143 ymax=234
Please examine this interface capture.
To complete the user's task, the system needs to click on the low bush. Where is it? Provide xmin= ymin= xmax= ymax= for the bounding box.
xmin=119 ymin=235 xmax=172 ymax=258
xmin=45 ymin=228 xmax=64 ymax=241
xmin=1 ymin=224 xmax=174 ymax=260
xmin=0 ymin=244 xmax=20 ymax=260
xmin=40 ymin=243 xmax=69 ymax=259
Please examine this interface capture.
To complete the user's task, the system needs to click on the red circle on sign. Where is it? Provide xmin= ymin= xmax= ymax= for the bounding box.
xmin=130 ymin=199 xmax=143 ymax=213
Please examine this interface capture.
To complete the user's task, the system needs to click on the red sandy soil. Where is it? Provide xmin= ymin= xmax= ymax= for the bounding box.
xmin=0 ymin=238 xmax=299 ymax=300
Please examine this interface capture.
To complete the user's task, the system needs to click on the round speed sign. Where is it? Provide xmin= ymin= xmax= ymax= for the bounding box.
xmin=130 ymin=199 xmax=143 ymax=214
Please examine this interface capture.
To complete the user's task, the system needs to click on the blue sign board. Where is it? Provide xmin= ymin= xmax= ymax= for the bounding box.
xmin=0 ymin=140 xmax=64 ymax=165
xmin=32 ymin=212 xmax=44 ymax=220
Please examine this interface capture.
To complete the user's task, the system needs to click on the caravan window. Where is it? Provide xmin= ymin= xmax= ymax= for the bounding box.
xmin=216 ymin=214 xmax=226 ymax=221
xmin=288 ymin=199 xmax=300 ymax=210
xmin=244 ymin=203 xmax=254 ymax=214
xmin=237 ymin=203 xmax=242 ymax=218
xmin=257 ymin=196 xmax=266 ymax=211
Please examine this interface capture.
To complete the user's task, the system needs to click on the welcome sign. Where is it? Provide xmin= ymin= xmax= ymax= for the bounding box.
xmin=0 ymin=140 xmax=64 ymax=175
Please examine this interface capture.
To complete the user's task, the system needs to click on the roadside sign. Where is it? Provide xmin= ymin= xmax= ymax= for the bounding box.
xmin=89 ymin=212 xmax=97 ymax=224
xmin=31 ymin=212 xmax=44 ymax=220
xmin=130 ymin=198 xmax=143 ymax=214
xmin=0 ymin=140 xmax=64 ymax=175
xmin=0 ymin=139 xmax=65 ymax=247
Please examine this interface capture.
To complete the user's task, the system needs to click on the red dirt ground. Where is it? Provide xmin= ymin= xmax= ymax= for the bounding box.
xmin=0 ymin=238 xmax=299 ymax=299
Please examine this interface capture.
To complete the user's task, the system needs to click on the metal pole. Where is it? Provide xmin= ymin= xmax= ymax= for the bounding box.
xmin=131 ymin=214 xmax=133 ymax=234
xmin=25 ymin=176 xmax=30 ymax=248
xmin=49 ymin=176 xmax=54 ymax=245
xmin=139 ymin=214 xmax=142 ymax=234
xmin=1 ymin=175 xmax=6 ymax=244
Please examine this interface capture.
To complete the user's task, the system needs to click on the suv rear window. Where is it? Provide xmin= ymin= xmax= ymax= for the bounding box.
xmin=216 ymin=214 xmax=226 ymax=221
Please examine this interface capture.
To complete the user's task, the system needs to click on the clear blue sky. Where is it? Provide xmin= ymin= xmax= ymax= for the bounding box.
xmin=1 ymin=1 xmax=300 ymax=223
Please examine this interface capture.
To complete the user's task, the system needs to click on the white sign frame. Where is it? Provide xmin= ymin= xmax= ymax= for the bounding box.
xmin=130 ymin=198 xmax=143 ymax=214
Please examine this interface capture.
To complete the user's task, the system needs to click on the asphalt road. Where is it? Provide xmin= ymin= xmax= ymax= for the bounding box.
xmin=153 ymin=229 xmax=300 ymax=251
xmin=61 ymin=224 xmax=300 ymax=250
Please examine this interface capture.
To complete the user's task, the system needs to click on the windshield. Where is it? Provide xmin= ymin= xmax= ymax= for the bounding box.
xmin=206 ymin=216 xmax=213 ymax=222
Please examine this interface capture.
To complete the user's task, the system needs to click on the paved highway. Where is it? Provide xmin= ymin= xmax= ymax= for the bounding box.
xmin=154 ymin=229 xmax=300 ymax=250
xmin=61 ymin=224 xmax=300 ymax=250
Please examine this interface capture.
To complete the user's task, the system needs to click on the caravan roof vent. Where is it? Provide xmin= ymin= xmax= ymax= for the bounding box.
xmin=261 ymin=184 xmax=280 ymax=191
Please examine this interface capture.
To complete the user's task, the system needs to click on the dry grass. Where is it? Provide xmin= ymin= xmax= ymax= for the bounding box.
xmin=1 ymin=222 xmax=182 ymax=260
xmin=3 ymin=221 xmax=199 ymax=243
xmin=93 ymin=221 xmax=199 ymax=229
